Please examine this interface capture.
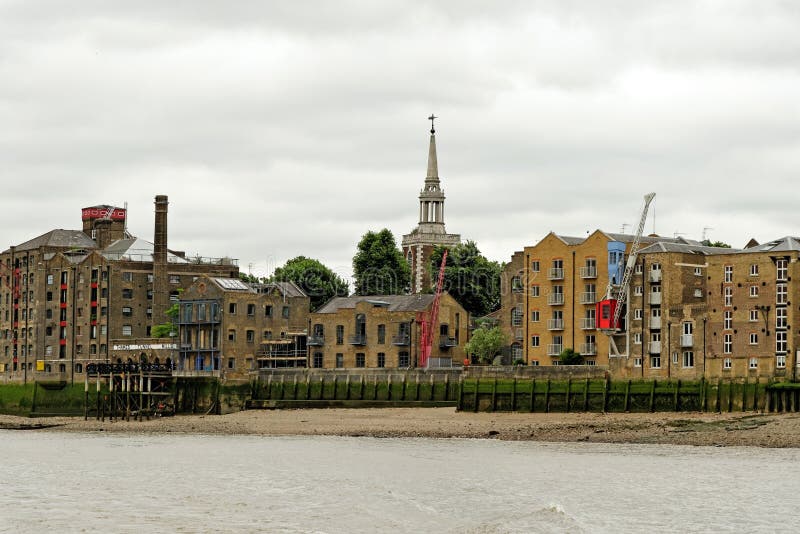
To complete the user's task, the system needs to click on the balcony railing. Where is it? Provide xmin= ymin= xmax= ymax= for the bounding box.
xmin=548 ymin=268 xmax=564 ymax=280
xmin=348 ymin=334 xmax=366 ymax=346
xmin=391 ymin=334 xmax=410 ymax=346
xmin=547 ymin=319 xmax=564 ymax=330
xmin=681 ymin=334 xmax=693 ymax=347
xmin=439 ymin=336 xmax=458 ymax=349
xmin=650 ymin=270 xmax=662 ymax=283
xmin=548 ymin=293 xmax=565 ymax=305
xmin=581 ymin=318 xmax=596 ymax=330
xmin=547 ymin=344 xmax=563 ymax=356
xmin=649 ymin=317 xmax=661 ymax=329
xmin=580 ymin=266 xmax=597 ymax=279
xmin=307 ymin=335 xmax=324 ymax=346
xmin=650 ymin=293 xmax=662 ymax=305
xmin=580 ymin=343 xmax=597 ymax=355
xmin=649 ymin=341 xmax=661 ymax=354
xmin=580 ymin=292 xmax=596 ymax=304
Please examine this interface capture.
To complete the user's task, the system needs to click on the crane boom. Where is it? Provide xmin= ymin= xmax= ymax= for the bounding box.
xmin=418 ymin=250 xmax=448 ymax=368
xmin=610 ymin=192 xmax=655 ymax=330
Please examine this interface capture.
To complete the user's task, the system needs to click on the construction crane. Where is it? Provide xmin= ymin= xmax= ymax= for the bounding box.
xmin=598 ymin=192 xmax=656 ymax=356
xmin=417 ymin=250 xmax=448 ymax=368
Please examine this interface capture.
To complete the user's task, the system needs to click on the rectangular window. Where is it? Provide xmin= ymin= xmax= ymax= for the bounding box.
xmin=749 ymin=333 xmax=758 ymax=345
xmin=777 ymin=259 xmax=788 ymax=281
xmin=694 ymin=266 xmax=703 ymax=276
xmin=650 ymin=355 xmax=661 ymax=368
xmin=531 ymin=260 xmax=540 ymax=272
xmin=777 ymin=284 xmax=788 ymax=305
xmin=122 ymin=306 xmax=133 ymax=317
xmin=777 ymin=308 xmax=788 ymax=329
xmin=634 ymin=309 xmax=643 ymax=320
xmin=170 ymin=275 xmax=180 ymax=284
xmin=282 ymin=306 xmax=290 ymax=318
xmin=247 ymin=304 xmax=256 ymax=316
xmin=749 ymin=357 xmax=758 ymax=369
xmin=724 ymin=286 xmax=733 ymax=306
xmin=530 ymin=310 xmax=540 ymax=322
xmin=723 ymin=333 xmax=732 ymax=354
xmin=723 ymin=357 xmax=732 ymax=369
xmin=750 ymin=309 xmax=759 ymax=322
xmin=336 ymin=325 xmax=344 ymax=345
xmin=263 ymin=330 xmax=272 ymax=340
xmin=634 ymin=263 xmax=643 ymax=274
xmin=682 ymin=351 xmax=694 ymax=368
xmin=723 ymin=310 xmax=732 ymax=330
xmin=122 ymin=272 xmax=133 ymax=282
xmin=530 ymin=285 xmax=540 ymax=297
xmin=511 ymin=276 xmax=523 ymax=293
xmin=531 ymin=335 xmax=540 ymax=347
xmin=355 ymin=353 xmax=365 ymax=368
xmin=122 ymin=288 xmax=133 ymax=299
xmin=377 ymin=324 xmax=386 ymax=344
xmin=228 ymin=329 xmax=236 ymax=341
xmin=634 ymin=332 xmax=642 ymax=345
xmin=46 ymin=274 xmax=54 ymax=285
xmin=750 ymin=264 xmax=759 ymax=276
xmin=377 ymin=353 xmax=386 ymax=368
xmin=227 ymin=358 xmax=235 ymax=369
xmin=398 ymin=351 xmax=410 ymax=367
xmin=313 ymin=352 xmax=323 ymax=368
xmin=634 ymin=285 xmax=642 ymax=296
xmin=724 ymin=265 xmax=733 ymax=283
xmin=777 ymin=331 xmax=787 ymax=353
xmin=229 ymin=303 xmax=237 ymax=314
xmin=634 ymin=357 xmax=642 ymax=367
xmin=335 ymin=353 xmax=344 ymax=368
xmin=777 ymin=355 xmax=786 ymax=369
xmin=511 ymin=307 xmax=523 ymax=327
xmin=265 ymin=305 xmax=273 ymax=317
xmin=749 ymin=285 xmax=758 ymax=298
xmin=121 ymin=325 xmax=132 ymax=336
xmin=246 ymin=330 xmax=255 ymax=343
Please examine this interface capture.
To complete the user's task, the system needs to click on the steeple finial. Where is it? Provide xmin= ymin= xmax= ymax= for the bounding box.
xmin=428 ymin=113 xmax=437 ymax=134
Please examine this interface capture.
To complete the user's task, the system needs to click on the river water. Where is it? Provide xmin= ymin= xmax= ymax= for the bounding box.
xmin=0 ymin=431 xmax=797 ymax=533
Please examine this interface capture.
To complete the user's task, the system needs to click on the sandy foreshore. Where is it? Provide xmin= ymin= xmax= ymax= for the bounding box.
xmin=2 ymin=408 xmax=800 ymax=447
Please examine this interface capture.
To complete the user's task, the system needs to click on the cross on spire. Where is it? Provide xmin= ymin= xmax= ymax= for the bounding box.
xmin=428 ymin=114 xmax=437 ymax=134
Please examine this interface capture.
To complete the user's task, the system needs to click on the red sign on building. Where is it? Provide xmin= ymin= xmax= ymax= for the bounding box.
xmin=81 ymin=207 xmax=126 ymax=221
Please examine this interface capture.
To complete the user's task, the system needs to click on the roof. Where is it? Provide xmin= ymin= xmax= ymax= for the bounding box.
xmin=102 ymin=237 xmax=190 ymax=264
xmin=315 ymin=294 xmax=436 ymax=314
xmin=734 ymin=236 xmax=800 ymax=254
xmin=638 ymin=242 xmax=738 ymax=255
xmin=550 ymin=231 xmax=703 ymax=248
xmin=210 ymin=277 xmax=254 ymax=292
xmin=260 ymin=281 xmax=307 ymax=298
xmin=7 ymin=229 xmax=97 ymax=253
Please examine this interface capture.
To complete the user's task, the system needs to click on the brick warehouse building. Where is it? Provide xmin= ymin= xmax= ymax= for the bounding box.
xmin=177 ymin=276 xmax=310 ymax=378
xmin=308 ymin=293 xmax=468 ymax=369
xmin=0 ymin=196 xmax=238 ymax=383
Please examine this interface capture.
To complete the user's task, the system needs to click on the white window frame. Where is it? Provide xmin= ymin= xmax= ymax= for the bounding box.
xmin=724 ymin=286 xmax=733 ymax=306
xmin=682 ymin=351 xmax=694 ymax=368
xmin=749 ymin=333 xmax=758 ymax=345
xmin=633 ymin=332 xmax=642 ymax=345
xmin=634 ymin=357 xmax=642 ymax=367
xmin=777 ymin=355 xmax=787 ymax=369
xmin=723 ymin=333 xmax=732 ymax=354
xmin=749 ymin=309 xmax=759 ymax=322
xmin=723 ymin=310 xmax=732 ymax=330
xmin=724 ymin=265 xmax=733 ymax=283
xmin=776 ymin=307 xmax=787 ymax=329
xmin=634 ymin=308 xmax=643 ymax=320
xmin=723 ymin=357 xmax=732 ymax=370
xmin=694 ymin=266 xmax=703 ymax=276
xmin=749 ymin=264 xmax=759 ymax=277
xmin=749 ymin=285 xmax=758 ymax=298
xmin=777 ymin=259 xmax=788 ymax=281
xmin=634 ymin=285 xmax=643 ymax=296
xmin=776 ymin=331 xmax=787 ymax=353
xmin=531 ymin=335 xmax=540 ymax=348
xmin=530 ymin=285 xmax=540 ymax=297
xmin=777 ymin=283 xmax=787 ymax=304
xmin=531 ymin=260 xmax=540 ymax=273
xmin=530 ymin=310 xmax=540 ymax=322
xmin=749 ymin=357 xmax=758 ymax=369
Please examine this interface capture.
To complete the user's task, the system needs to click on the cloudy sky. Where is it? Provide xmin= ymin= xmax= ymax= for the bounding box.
xmin=2 ymin=1 xmax=800 ymax=283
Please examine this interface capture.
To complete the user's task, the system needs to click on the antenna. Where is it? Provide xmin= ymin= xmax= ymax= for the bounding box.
xmin=621 ymin=223 xmax=630 ymax=234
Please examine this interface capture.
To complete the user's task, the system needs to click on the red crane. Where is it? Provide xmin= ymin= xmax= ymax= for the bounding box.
xmin=417 ymin=250 xmax=448 ymax=368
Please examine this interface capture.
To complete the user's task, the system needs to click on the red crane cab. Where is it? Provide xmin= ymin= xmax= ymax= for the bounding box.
xmin=596 ymin=299 xmax=619 ymax=330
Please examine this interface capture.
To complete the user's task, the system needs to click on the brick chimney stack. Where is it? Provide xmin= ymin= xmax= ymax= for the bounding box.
xmin=152 ymin=195 xmax=170 ymax=330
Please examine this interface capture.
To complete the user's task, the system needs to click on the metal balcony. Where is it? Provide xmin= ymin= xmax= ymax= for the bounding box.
xmin=348 ymin=334 xmax=366 ymax=346
xmin=650 ymin=270 xmax=662 ymax=283
xmin=307 ymin=335 xmax=324 ymax=346
xmin=547 ymin=344 xmax=563 ymax=356
xmin=580 ymin=343 xmax=597 ymax=355
xmin=648 ymin=341 xmax=661 ymax=354
xmin=580 ymin=292 xmax=596 ymax=304
xmin=650 ymin=293 xmax=662 ymax=305
xmin=548 ymin=293 xmax=565 ymax=305
xmin=681 ymin=334 xmax=693 ymax=347
xmin=580 ymin=318 xmax=596 ymax=330
xmin=548 ymin=268 xmax=564 ymax=280
xmin=580 ymin=266 xmax=597 ymax=279
xmin=391 ymin=334 xmax=410 ymax=346
xmin=547 ymin=319 xmax=564 ymax=330
xmin=439 ymin=336 xmax=458 ymax=349
xmin=649 ymin=317 xmax=661 ymax=329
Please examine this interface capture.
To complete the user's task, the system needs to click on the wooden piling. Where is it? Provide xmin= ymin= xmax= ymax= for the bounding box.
xmin=624 ymin=380 xmax=631 ymax=412
xmin=544 ymin=379 xmax=551 ymax=414
xmin=490 ymin=379 xmax=497 ymax=412
xmin=511 ymin=378 xmax=517 ymax=412
xmin=649 ymin=380 xmax=657 ymax=412
xmin=529 ymin=379 xmax=536 ymax=413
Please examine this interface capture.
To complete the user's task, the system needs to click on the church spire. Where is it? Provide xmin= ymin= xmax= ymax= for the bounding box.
xmin=418 ymin=115 xmax=446 ymax=233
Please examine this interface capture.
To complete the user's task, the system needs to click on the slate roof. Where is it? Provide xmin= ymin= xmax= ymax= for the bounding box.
xmin=261 ymin=281 xmax=307 ymax=298
xmin=638 ymin=242 xmax=737 ymax=255
xmin=734 ymin=236 xmax=800 ymax=254
xmin=7 ymin=229 xmax=97 ymax=253
xmin=102 ymin=237 xmax=190 ymax=263
xmin=315 ymin=294 xmax=436 ymax=314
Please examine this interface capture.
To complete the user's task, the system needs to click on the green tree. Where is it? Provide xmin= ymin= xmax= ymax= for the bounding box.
xmin=239 ymin=272 xmax=262 ymax=283
xmin=152 ymin=302 xmax=179 ymax=338
xmin=558 ymin=348 xmax=583 ymax=365
xmin=701 ymin=240 xmax=732 ymax=248
xmin=352 ymin=229 xmax=410 ymax=295
xmin=464 ymin=325 xmax=506 ymax=364
xmin=271 ymin=256 xmax=349 ymax=310
xmin=429 ymin=241 xmax=502 ymax=317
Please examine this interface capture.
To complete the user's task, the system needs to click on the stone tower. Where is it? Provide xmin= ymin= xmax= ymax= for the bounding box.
xmin=402 ymin=117 xmax=461 ymax=293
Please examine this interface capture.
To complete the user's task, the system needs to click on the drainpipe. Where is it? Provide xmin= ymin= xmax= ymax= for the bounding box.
xmin=702 ymin=317 xmax=707 ymax=378
xmin=571 ymin=251 xmax=576 ymax=351
xmin=666 ymin=322 xmax=671 ymax=379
